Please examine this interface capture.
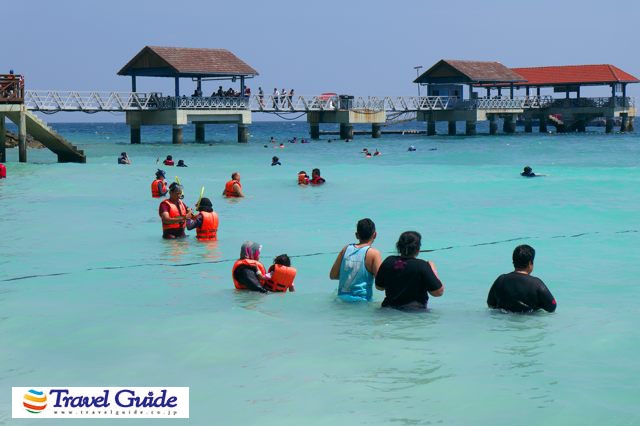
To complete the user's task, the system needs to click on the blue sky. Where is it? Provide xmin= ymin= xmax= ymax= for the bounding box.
xmin=7 ymin=0 xmax=640 ymax=121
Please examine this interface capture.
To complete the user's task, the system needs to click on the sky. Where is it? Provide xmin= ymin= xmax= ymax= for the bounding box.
xmin=6 ymin=0 xmax=640 ymax=122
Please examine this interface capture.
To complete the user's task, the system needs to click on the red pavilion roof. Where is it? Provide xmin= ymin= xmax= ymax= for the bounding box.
xmin=510 ymin=64 xmax=639 ymax=86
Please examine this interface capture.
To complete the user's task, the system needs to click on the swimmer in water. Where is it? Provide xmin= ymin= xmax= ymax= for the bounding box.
xmin=271 ymin=156 xmax=282 ymax=166
xmin=521 ymin=166 xmax=545 ymax=177
xmin=373 ymin=149 xmax=381 ymax=156
xmin=408 ymin=146 xmax=417 ymax=152
xmin=279 ymin=143 xmax=285 ymax=148
xmin=176 ymin=160 xmax=187 ymax=167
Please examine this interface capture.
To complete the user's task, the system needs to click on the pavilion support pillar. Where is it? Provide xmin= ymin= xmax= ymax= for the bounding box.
xmin=130 ymin=125 xmax=141 ymax=144
xmin=448 ymin=121 xmax=456 ymax=136
xmin=0 ymin=115 xmax=5 ymax=163
xmin=524 ymin=117 xmax=533 ymax=133
xmin=465 ymin=120 xmax=476 ymax=136
xmin=539 ymin=115 xmax=548 ymax=133
xmin=620 ymin=113 xmax=628 ymax=133
xmin=371 ymin=123 xmax=382 ymax=138
xmin=310 ymin=123 xmax=320 ymax=140
xmin=605 ymin=117 xmax=615 ymax=133
xmin=340 ymin=123 xmax=353 ymax=140
xmin=195 ymin=123 xmax=205 ymax=143
xmin=18 ymin=107 xmax=27 ymax=163
xmin=576 ymin=119 xmax=586 ymax=133
xmin=503 ymin=115 xmax=515 ymax=134
xmin=237 ymin=124 xmax=249 ymax=143
xmin=628 ymin=116 xmax=635 ymax=132
xmin=488 ymin=115 xmax=498 ymax=135
xmin=427 ymin=120 xmax=436 ymax=136
xmin=172 ymin=125 xmax=183 ymax=144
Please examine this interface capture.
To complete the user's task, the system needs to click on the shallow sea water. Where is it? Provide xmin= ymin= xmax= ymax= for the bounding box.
xmin=1 ymin=121 xmax=639 ymax=425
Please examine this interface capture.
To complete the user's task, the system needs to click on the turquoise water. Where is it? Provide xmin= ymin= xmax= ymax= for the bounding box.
xmin=1 ymin=121 xmax=640 ymax=425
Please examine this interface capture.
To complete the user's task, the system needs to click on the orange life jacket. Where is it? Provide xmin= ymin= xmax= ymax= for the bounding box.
xmin=151 ymin=179 xmax=167 ymax=198
xmin=232 ymin=259 xmax=266 ymax=289
xmin=297 ymin=173 xmax=309 ymax=185
xmin=224 ymin=180 xmax=242 ymax=197
xmin=196 ymin=211 xmax=219 ymax=240
xmin=263 ymin=264 xmax=297 ymax=292
xmin=160 ymin=199 xmax=187 ymax=231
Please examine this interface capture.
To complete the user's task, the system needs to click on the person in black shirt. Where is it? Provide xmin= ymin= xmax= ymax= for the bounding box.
xmin=375 ymin=231 xmax=444 ymax=310
xmin=487 ymin=244 xmax=556 ymax=313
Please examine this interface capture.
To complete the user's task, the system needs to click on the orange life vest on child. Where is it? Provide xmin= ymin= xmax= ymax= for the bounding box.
xmin=232 ymin=259 xmax=267 ymax=289
xmin=224 ymin=180 xmax=242 ymax=197
xmin=297 ymin=173 xmax=309 ymax=185
xmin=159 ymin=199 xmax=187 ymax=231
xmin=196 ymin=211 xmax=219 ymax=240
xmin=151 ymin=179 xmax=167 ymax=198
xmin=263 ymin=264 xmax=297 ymax=292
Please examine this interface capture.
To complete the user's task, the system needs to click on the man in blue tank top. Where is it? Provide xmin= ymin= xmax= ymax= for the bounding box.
xmin=329 ymin=218 xmax=382 ymax=301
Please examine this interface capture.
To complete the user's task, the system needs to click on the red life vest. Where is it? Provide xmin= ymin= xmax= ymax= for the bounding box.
xmin=232 ymin=259 xmax=266 ymax=289
xmin=0 ymin=164 xmax=6 ymax=179
xmin=263 ymin=264 xmax=297 ymax=292
xmin=159 ymin=199 xmax=187 ymax=231
xmin=196 ymin=211 xmax=219 ymax=240
xmin=224 ymin=180 xmax=242 ymax=197
xmin=163 ymin=159 xmax=174 ymax=166
xmin=151 ymin=179 xmax=167 ymax=198
xmin=310 ymin=176 xmax=325 ymax=185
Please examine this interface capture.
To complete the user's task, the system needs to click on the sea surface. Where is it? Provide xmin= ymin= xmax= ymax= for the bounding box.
xmin=1 ymin=120 xmax=639 ymax=425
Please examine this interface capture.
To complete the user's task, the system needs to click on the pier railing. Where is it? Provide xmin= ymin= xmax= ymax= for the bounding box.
xmin=25 ymin=91 xmax=159 ymax=111
xmin=548 ymin=96 xmax=634 ymax=109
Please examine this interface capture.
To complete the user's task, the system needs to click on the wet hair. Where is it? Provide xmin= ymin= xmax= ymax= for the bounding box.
xmin=166 ymin=155 xmax=172 ymax=160
xmin=169 ymin=182 xmax=182 ymax=193
xmin=512 ymin=244 xmax=535 ymax=269
xmin=231 ymin=172 xmax=239 ymax=180
xmin=524 ymin=166 xmax=532 ymax=173
xmin=273 ymin=254 xmax=291 ymax=267
xmin=312 ymin=168 xmax=320 ymax=176
xmin=396 ymin=231 xmax=422 ymax=257
xmin=272 ymin=156 xmax=279 ymax=162
xmin=121 ymin=152 xmax=127 ymax=156
xmin=177 ymin=160 xmax=185 ymax=165
xmin=356 ymin=218 xmax=376 ymax=241
xmin=197 ymin=197 xmax=213 ymax=213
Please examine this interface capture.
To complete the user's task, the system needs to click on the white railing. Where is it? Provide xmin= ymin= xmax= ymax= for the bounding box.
xmin=25 ymin=91 xmax=159 ymax=111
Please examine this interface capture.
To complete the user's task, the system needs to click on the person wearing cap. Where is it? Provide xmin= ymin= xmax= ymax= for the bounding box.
xmin=163 ymin=155 xmax=174 ymax=166
xmin=186 ymin=197 xmax=219 ymax=241
xmin=151 ymin=169 xmax=168 ymax=198
xmin=232 ymin=241 xmax=268 ymax=293
xmin=158 ymin=182 xmax=192 ymax=239
xmin=118 ymin=152 xmax=131 ymax=165
xmin=176 ymin=160 xmax=187 ymax=167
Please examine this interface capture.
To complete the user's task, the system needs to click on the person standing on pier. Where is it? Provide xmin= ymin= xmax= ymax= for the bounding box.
xmin=258 ymin=87 xmax=264 ymax=107
xmin=223 ymin=172 xmax=244 ymax=197
xmin=273 ymin=88 xmax=279 ymax=108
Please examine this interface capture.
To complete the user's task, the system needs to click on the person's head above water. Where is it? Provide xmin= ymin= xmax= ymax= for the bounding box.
xmin=166 ymin=155 xmax=172 ymax=160
xmin=231 ymin=172 xmax=240 ymax=181
xmin=155 ymin=169 xmax=166 ymax=179
xmin=273 ymin=254 xmax=291 ymax=267
xmin=168 ymin=182 xmax=183 ymax=200
xmin=512 ymin=244 xmax=535 ymax=270
xmin=240 ymin=241 xmax=262 ymax=261
xmin=396 ymin=231 xmax=422 ymax=258
xmin=120 ymin=152 xmax=127 ymax=157
xmin=312 ymin=168 xmax=321 ymax=177
xmin=272 ymin=156 xmax=279 ymax=162
xmin=177 ymin=160 xmax=185 ymax=166
xmin=523 ymin=166 xmax=532 ymax=174
xmin=197 ymin=197 xmax=213 ymax=213
xmin=356 ymin=218 xmax=376 ymax=243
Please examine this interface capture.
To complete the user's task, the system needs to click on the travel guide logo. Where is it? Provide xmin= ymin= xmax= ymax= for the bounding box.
xmin=12 ymin=387 xmax=189 ymax=419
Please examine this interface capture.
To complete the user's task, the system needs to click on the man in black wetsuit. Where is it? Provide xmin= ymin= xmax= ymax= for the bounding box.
xmin=487 ymin=245 xmax=556 ymax=313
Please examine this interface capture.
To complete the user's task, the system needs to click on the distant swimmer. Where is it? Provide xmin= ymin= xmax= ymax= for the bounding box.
xmin=151 ymin=169 xmax=168 ymax=198
xmin=521 ymin=166 xmax=545 ymax=177
xmin=310 ymin=168 xmax=325 ymax=185
xmin=176 ymin=160 xmax=187 ymax=167
xmin=487 ymin=245 xmax=556 ymax=313
xmin=271 ymin=156 xmax=281 ymax=166
xmin=118 ymin=152 xmax=131 ymax=165
xmin=362 ymin=148 xmax=369 ymax=153
xmin=375 ymin=231 xmax=444 ymax=310
xmin=262 ymin=254 xmax=297 ymax=292
xmin=301 ymin=138 xmax=310 ymax=144
xmin=232 ymin=241 xmax=268 ymax=293
xmin=408 ymin=146 xmax=417 ymax=152
xmin=186 ymin=197 xmax=218 ymax=241
xmin=329 ymin=218 xmax=382 ymax=302
xmin=159 ymin=182 xmax=192 ymax=239
xmin=298 ymin=170 xmax=310 ymax=185
xmin=289 ymin=137 xmax=298 ymax=144
xmin=373 ymin=149 xmax=381 ymax=156
xmin=365 ymin=152 xmax=372 ymax=158
xmin=270 ymin=136 xmax=276 ymax=144
xmin=163 ymin=155 xmax=174 ymax=166
xmin=223 ymin=172 xmax=244 ymax=197
xmin=0 ymin=163 xmax=6 ymax=179
xmin=279 ymin=143 xmax=285 ymax=148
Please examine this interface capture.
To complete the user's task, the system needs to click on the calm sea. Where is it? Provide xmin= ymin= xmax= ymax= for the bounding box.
xmin=1 ymin=120 xmax=639 ymax=425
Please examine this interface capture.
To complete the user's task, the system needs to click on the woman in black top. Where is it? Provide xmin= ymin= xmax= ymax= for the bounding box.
xmin=375 ymin=231 xmax=444 ymax=310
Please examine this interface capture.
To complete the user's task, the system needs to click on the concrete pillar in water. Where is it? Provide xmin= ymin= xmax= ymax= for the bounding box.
xmin=0 ymin=115 xmax=5 ymax=163
xmin=427 ymin=121 xmax=436 ymax=136
xmin=628 ymin=116 xmax=635 ymax=132
xmin=19 ymin=107 xmax=27 ymax=163
xmin=539 ymin=115 xmax=548 ymax=133
xmin=488 ymin=115 xmax=498 ymax=135
xmin=576 ymin=119 xmax=586 ymax=133
xmin=340 ymin=123 xmax=353 ymax=140
xmin=503 ymin=115 xmax=515 ymax=134
xmin=524 ymin=118 xmax=533 ymax=133
xmin=605 ymin=117 xmax=614 ymax=133
xmin=130 ymin=126 xmax=141 ymax=144
xmin=310 ymin=123 xmax=320 ymax=140
xmin=371 ymin=123 xmax=382 ymax=138
xmin=465 ymin=120 xmax=476 ymax=135
xmin=620 ymin=113 xmax=628 ymax=133
xmin=237 ymin=124 xmax=249 ymax=143
xmin=172 ymin=125 xmax=183 ymax=144
xmin=195 ymin=123 xmax=205 ymax=143
xmin=448 ymin=121 xmax=456 ymax=136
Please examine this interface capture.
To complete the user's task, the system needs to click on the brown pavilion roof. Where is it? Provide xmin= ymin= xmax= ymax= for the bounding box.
xmin=414 ymin=59 xmax=525 ymax=84
xmin=118 ymin=46 xmax=258 ymax=78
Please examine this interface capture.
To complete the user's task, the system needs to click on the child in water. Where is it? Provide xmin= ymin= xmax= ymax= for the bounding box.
xmin=263 ymin=254 xmax=296 ymax=292
xmin=297 ymin=170 xmax=309 ymax=185
xmin=271 ymin=156 xmax=282 ymax=166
